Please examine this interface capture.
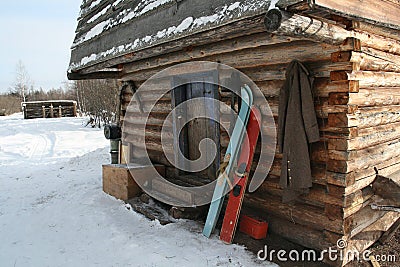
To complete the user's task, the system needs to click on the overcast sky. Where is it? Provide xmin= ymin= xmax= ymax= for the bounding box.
xmin=0 ymin=0 xmax=82 ymax=93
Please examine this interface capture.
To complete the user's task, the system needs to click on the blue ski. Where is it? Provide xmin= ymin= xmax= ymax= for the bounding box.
xmin=202 ymin=84 xmax=253 ymax=238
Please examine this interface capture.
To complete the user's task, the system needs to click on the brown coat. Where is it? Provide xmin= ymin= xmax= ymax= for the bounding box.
xmin=278 ymin=60 xmax=320 ymax=202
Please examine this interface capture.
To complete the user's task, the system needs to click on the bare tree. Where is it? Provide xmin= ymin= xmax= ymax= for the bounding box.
xmin=73 ymin=79 xmax=119 ymax=127
xmin=13 ymin=60 xmax=33 ymax=102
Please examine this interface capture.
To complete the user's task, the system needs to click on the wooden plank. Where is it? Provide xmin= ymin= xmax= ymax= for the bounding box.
xmin=185 ymin=82 xmax=220 ymax=179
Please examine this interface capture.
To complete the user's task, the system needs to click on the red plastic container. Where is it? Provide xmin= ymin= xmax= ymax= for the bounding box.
xmin=238 ymin=215 xmax=268 ymax=239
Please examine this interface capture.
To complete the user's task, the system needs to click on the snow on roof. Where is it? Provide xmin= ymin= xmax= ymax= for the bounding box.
xmin=73 ymin=0 xmax=176 ymax=48
xmin=69 ymin=0 xmax=271 ymax=73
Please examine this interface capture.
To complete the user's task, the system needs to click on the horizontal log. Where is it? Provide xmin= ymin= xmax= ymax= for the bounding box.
xmin=352 ymin=21 xmax=400 ymax=42
xmin=132 ymin=71 xmax=358 ymax=101
xmin=271 ymin=8 xmax=400 ymax=57
xmin=328 ymin=105 xmax=400 ymax=128
xmin=265 ymin=214 xmax=334 ymax=251
xmin=312 ymin=153 xmax=400 ymax=189
xmin=331 ymin=70 xmax=400 ymax=87
xmin=125 ymin=100 xmax=172 ymax=114
xmin=260 ymin=176 xmax=374 ymax=209
xmin=123 ymin=32 xmax=298 ymax=74
xmin=314 ymin=79 xmax=359 ymax=97
xmin=253 ymin=157 xmax=327 ymax=186
xmin=332 ymin=49 xmax=400 ymax=73
xmin=267 ymin=11 xmax=349 ymax=45
xmin=240 ymin=60 xmax=353 ymax=82
xmin=123 ymin=40 xmax=340 ymax=81
xmin=327 ymin=140 xmax=400 ymax=173
xmin=324 ymin=196 xmax=373 ymax=221
xmin=321 ymin=126 xmax=358 ymax=139
xmin=326 ymin=171 xmax=356 ymax=188
xmin=328 ymin=121 xmax=400 ymax=151
xmin=266 ymin=156 xmax=400 ymax=198
xmin=124 ymin=133 xmax=174 ymax=154
xmin=244 ymin=193 xmax=344 ymax=234
xmin=123 ymin=122 xmax=174 ymax=140
xmin=348 ymin=88 xmax=400 ymax=107
xmin=122 ymin=112 xmax=169 ymax=127
xmin=349 ymin=71 xmax=400 ymax=87
xmin=137 ymin=91 xmax=171 ymax=102
xmin=352 ymin=30 xmax=400 ymax=56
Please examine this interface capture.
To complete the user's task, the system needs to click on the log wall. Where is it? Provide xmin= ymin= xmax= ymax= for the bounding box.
xmin=119 ymin=16 xmax=400 ymax=266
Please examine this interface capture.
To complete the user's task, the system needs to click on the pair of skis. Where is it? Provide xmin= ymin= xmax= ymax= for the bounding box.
xmin=202 ymin=85 xmax=261 ymax=244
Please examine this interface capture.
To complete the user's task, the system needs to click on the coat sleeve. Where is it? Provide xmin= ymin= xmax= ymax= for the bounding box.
xmin=299 ymin=68 xmax=320 ymax=144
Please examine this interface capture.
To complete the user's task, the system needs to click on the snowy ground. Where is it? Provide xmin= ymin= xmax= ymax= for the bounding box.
xmin=0 ymin=114 xmax=275 ymax=267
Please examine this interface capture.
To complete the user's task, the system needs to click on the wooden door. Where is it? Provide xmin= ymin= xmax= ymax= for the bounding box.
xmin=172 ymin=73 xmax=220 ymax=180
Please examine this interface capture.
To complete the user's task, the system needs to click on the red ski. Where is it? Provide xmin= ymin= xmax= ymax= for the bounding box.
xmin=219 ymin=106 xmax=261 ymax=244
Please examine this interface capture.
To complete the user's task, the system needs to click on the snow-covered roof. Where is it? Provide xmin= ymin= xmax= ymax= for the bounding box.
xmin=68 ymin=0 xmax=276 ymax=76
xmin=68 ymin=0 xmax=400 ymax=79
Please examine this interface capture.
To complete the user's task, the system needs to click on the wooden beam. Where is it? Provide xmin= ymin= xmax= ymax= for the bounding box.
xmin=67 ymin=70 xmax=122 ymax=80
xmin=265 ymin=10 xmax=350 ymax=45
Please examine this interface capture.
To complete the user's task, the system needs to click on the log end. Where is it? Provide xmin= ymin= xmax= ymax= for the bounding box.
xmin=264 ymin=9 xmax=283 ymax=32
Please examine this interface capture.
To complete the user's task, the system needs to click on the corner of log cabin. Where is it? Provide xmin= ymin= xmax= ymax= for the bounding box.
xmin=68 ymin=1 xmax=400 ymax=266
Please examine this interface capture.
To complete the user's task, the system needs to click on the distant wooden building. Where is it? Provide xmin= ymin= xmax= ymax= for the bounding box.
xmin=68 ymin=0 xmax=400 ymax=265
xmin=22 ymin=100 xmax=77 ymax=119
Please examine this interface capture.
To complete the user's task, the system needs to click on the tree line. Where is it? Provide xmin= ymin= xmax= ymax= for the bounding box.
xmin=0 ymin=61 xmax=120 ymax=127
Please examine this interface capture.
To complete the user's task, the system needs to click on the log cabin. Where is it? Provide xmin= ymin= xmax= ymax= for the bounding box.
xmin=22 ymin=100 xmax=77 ymax=119
xmin=68 ymin=0 xmax=400 ymax=265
